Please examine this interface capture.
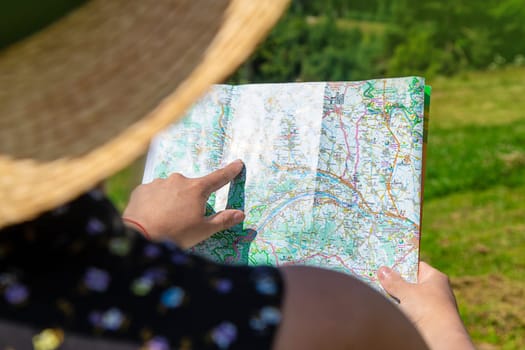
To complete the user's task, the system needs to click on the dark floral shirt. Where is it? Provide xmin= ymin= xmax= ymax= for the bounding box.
xmin=0 ymin=190 xmax=284 ymax=349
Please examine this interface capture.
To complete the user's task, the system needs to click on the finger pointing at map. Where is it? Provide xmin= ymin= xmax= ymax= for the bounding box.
xmin=198 ymin=159 xmax=245 ymax=197
xmin=123 ymin=160 xmax=245 ymax=247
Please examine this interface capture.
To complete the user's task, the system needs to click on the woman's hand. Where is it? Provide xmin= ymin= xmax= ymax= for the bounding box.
xmin=378 ymin=262 xmax=475 ymax=350
xmin=123 ymin=160 xmax=245 ymax=248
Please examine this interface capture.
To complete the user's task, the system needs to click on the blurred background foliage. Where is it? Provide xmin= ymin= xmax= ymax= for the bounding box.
xmin=107 ymin=1 xmax=525 ymax=348
xmin=229 ymin=0 xmax=525 ymax=83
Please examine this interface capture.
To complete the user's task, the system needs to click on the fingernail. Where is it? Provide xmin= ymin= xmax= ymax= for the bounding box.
xmin=378 ymin=266 xmax=392 ymax=280
xmin=231 ymin=159 xmax=243 ymax=165
xmin=233 ymin=212 xmax=245 ymax=223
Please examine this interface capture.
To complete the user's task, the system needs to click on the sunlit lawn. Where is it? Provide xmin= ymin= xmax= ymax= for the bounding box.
xmin=423 ymin=67 xmax=525 ymax=349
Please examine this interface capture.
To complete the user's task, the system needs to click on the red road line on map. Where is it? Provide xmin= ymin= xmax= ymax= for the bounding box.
xmin=217 ymin=105 xmax=232 ymax=142
xmin=316 ymin=168 xmax=417 ymax=226
xmin=337 ymin=85 xmax=352 ymax=180
xmin=390 ymin=245 xmax=417 ymax=271
xmin=231 ymin=236 xmax=244 ymax=261
xmin=339 ymin=114 xmax=351 ymax=179
xmin=258 ymin=239 xmax=281 ymax=264
xmin=353 ymin=113 xmax=365 ymax=186
xmin=382 ymin=80 xmax=402 ymax=217
xmin=317 ymin=168 xmax=374 ymax=213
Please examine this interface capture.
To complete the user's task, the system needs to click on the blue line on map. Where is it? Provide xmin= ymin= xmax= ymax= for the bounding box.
xmin=257 ymin=190 xmax=371 ymax=232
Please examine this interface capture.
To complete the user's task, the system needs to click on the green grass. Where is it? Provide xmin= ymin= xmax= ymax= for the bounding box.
xmin=422 ymin=67 xmax=525 ymax=348
xmin=422 ymin=185 xmax=525 ymax=279
xmin=429 ymin=67 xmax=525 ymax=128
xmin=106 ymin=157 xmax=144 ymax=212
xmin=107 ymin=66 xmax=525 ymax=349
xmin=422 ymin=185 xmax=525 ymax=348
xmin=425 ymin=121 xmax=525 ymax=199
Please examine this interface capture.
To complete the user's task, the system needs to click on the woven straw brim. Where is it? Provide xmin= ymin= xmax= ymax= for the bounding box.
xmin=0 ymin=0 xmax=290 ymax=228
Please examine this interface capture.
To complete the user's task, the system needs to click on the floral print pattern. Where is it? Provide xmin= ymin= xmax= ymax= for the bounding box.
xmin=0 ymin=190 xmax=284 ymax=349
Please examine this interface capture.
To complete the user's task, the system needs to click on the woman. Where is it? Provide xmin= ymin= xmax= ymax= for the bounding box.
xmin=0 ymin=1 xmax=473 ymax=349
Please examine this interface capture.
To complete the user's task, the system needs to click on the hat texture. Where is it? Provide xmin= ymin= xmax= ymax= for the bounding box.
xmin=0 ymin=0 xmax=290 ymax=228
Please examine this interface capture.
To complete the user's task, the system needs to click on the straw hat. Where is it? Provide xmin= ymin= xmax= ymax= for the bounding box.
xmin=0 ymin=0 xmax=290 ymax=228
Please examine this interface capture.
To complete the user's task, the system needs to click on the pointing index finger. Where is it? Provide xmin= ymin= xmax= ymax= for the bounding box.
xmin=199 ymin=159 xmax=244 ymax=195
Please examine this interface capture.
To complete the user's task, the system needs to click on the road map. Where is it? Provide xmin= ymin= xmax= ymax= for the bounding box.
xmin=143 ymin=77 xmax=428 ymax=288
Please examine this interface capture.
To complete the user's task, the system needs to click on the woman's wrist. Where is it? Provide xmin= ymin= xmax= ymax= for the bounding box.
xmin=421 ymin=310 xmax=474 ymax=350
xmin=122 ymin=217 xmax=152 ymax=240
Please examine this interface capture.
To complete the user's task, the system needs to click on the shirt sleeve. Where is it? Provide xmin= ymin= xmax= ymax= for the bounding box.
xmin=0 ymin=190 xmax=285 ymax=350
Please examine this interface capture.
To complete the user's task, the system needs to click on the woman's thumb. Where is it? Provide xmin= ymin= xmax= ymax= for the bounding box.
xmin=205 ymin=209 xmax=245 ymax=233
xmin=377 ymin=266 xmax=411 ymax=302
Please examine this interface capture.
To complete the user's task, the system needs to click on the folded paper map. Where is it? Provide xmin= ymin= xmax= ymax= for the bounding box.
xmin=143 ymin=77 xmax=430 ymax=289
